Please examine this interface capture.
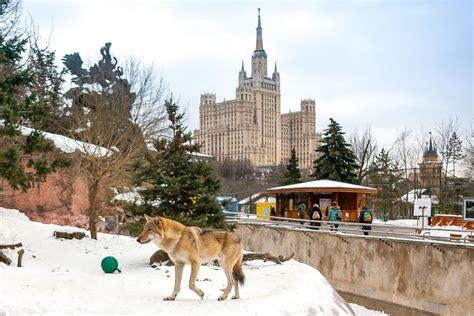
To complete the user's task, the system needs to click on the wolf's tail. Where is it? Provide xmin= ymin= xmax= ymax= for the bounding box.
xmin=232 ymin=254 xmax=246 ymax=286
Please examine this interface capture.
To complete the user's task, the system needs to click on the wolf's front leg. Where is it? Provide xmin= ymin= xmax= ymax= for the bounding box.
xmin=164 ymin=261 xmax=184 ymax=301
xmin=188 ymin=261 xmax=204 ymax=299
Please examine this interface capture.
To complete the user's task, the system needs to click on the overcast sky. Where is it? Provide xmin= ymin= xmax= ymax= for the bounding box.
xmin=22 ymin=0 xmax=472 ymax=148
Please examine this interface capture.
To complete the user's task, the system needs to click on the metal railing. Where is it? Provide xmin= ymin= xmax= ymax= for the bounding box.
xmin=224 ymin=212 xmax=474 ymax=246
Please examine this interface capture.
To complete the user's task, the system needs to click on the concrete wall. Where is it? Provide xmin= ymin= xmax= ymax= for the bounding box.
xmin=235 ymin=224 xmax=474 ymax=316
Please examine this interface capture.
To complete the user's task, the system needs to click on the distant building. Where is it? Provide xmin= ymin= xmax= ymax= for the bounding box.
xmin=408 ymin=132 xmax=442 ymax=197
xmin=194 ymin=9 xmax=321 ymax=170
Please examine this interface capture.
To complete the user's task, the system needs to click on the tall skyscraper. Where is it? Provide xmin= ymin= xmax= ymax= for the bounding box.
xmin=194 ymin=9 xmax=320 ymax=169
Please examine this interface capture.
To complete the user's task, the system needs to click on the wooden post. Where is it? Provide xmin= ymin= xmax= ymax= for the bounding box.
xmin=17 ymin=249 xmax=25 ymax=267
xmin=0 ymin=251 xmax=12 ymax=265
xmin=275 ymin=193 xmax=280 ymax=218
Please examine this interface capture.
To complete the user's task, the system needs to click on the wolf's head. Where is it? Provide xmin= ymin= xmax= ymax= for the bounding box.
xmin=136 ymin=214 xmax=163 ymax=244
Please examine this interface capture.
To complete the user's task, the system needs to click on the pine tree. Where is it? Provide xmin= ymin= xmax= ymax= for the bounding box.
xmin=311 ymin=118 xmax=359 ymax=184
xmin=447 ymin=132 xmax=464 ymax=177
xmin=28 ymin=41 xmax=66 ymax=134
xmin=279 ymin=148 xmax=301 ymax=185
xmin=133 ymin=98 xmax=226 ymax=229
xmin=0 ymin=0 xmax=70 ymax=192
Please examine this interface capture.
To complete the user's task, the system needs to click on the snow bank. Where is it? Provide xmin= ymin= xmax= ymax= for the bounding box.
xmin=0 ymin=207 xmax=384 ymax=315
xmin=350 ymin=304 xmax=387 ymax=316
xmin=373 ymin=218 xmax=474 ymax=239
xmin=373 ymin=219 xmax=418 ymax=227
xmin=422 ymin=226 xmax=473 ymax=238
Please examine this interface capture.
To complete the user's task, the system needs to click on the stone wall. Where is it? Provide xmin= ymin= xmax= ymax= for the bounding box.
xmin=1 ymin=169 xmax=106 ymax=229
xmin=235 ymin=224 xmax=474 ymax=315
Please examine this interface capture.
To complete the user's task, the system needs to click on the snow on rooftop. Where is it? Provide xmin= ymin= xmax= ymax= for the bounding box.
xmin=146 ymin=142 xmax=214 ymax=159
xmin=192 ymin=152 xmax=214 ymax=158
xmin=0 ymin=207 xmax=386 ymax=315
xmin=254 ymin=197 xmax=276 ymax=203
xmin=268 ymin=179 xmax=377 ymax=192
xmin=238 ymin=193 xmax=264 ymax=205
xmin=20 ymin=126 xmax=111 ymax=157
xmin=216 ymin=196 xmax=238 ymax=206
xmin=400 ymin=189 xmax=439 ymax=204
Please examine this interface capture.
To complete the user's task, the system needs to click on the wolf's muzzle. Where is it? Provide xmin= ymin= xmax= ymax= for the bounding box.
xmin=137 ymin=237 xmax=150 ymax=244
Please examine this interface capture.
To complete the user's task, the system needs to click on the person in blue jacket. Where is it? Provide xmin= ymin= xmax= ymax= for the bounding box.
xmin=358 ymin=205 xmax=373 ymax=236
xmin=328 ymin=201 xmax=342 ymax=231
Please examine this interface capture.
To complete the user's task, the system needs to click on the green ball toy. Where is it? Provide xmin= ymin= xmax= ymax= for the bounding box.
xmin=101 ymin=256 xmax=121 ymax=274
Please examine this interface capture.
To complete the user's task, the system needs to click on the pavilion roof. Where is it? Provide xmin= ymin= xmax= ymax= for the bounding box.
xmin=266 ymin=179 xmax=377 ymax=194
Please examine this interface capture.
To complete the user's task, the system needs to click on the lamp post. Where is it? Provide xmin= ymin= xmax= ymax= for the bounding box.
xmin=419 ymin=206 xmax=427 ymax=230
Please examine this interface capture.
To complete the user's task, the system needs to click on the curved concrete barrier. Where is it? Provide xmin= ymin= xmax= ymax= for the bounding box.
xmin=235 ymin=223 xmax=474 ymax=315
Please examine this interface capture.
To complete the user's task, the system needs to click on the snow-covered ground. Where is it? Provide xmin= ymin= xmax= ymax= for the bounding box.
xmin=0 ymin=207 xmax=387 ymax=315
xmin=374 ymin=218 xmax=474 ymax=239
xmin=373 ymin=219 xmax=418 ymax=227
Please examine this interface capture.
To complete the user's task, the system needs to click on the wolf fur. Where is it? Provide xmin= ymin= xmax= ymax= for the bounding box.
xmin=137 ymin=215 xmax=245 ymax=301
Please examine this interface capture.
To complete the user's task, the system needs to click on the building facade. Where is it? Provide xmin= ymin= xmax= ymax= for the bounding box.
xmin=194 ymin=10 xmax=320 ymax=169
xmin=281 ymin=99 xmax=320 ymax=170
xmin=417 ymin=134 xmax=442 ymax=197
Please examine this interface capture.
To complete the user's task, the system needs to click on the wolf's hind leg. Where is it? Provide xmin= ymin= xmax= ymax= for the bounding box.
xmin=164 ymin=261 xmax=184 ymax=301
xmin=232 ymin=279 xmax=240 ymax=300
xmin=218 ymin=259 xmax=235 ymax=301
xmin=189 ymin=261 xmax=205 ymax=299
xmin=231 ymin=253 xmax=244 ymax=299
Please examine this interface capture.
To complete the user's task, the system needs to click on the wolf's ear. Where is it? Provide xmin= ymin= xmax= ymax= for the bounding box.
xmin=144 ymin=214 xmax=153 ymax=222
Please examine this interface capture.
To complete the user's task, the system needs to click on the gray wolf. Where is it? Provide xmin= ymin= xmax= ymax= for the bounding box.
xmin=137 ymin=215 xmax=245 ymax=301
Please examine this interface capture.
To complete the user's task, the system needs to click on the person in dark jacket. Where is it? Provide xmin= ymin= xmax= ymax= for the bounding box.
xmin=358 ymin=205 xmax=373 ymax=236
xmin=270 ymin=206 xmax=276 ymax=218
xmin=309 ymin=203 xmax=322 ymax=230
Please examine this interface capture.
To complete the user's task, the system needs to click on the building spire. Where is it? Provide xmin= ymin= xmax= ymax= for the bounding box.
xmin=257 ymin=8 xmax=261 ymax=28
xmin=241 ymin=59 xmax=245 ymax=71
xmin=272 ymin=61 xmax=280 ymax=82
xmin=429 ymin=131 xmax=433 ymax=151
xmin=252 ymin=8 xmax=268 ymax=77
xmin=424 ymin=131 xmax=438 ymax=159
xmin=255 ymin=8 xmax=264 ymax=51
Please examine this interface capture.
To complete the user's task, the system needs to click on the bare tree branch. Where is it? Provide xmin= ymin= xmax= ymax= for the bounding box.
xmin=348 ymin=128 xmax=377 ymax=184
xmin=123 ymin=56 xmax=168 ymax=144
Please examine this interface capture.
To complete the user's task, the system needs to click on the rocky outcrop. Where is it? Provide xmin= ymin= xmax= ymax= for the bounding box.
xmin=0 ymin=166 xmax=112 ymax=230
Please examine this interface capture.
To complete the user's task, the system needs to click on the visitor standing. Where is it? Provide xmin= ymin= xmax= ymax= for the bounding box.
xmin=328 ymin=201 xmax=342 ymax=231
xmin=358 ymin=205 xmax=373 ymax=236
xmin=297 ymin=203 xmax=307 ymax=224
xmin=310 ymin=203 xmax=322 ymax=230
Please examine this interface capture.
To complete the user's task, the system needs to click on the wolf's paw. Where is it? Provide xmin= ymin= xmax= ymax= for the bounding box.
xmin=197 ymin=290 xmax=205 ymax=299
xmin=163 ymin=296 xmax=176 ymax=301
xmin=218 ymin=295 xmax=228 ymax=301
xmin=231 ymin=295 xmax=239 ymax=300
